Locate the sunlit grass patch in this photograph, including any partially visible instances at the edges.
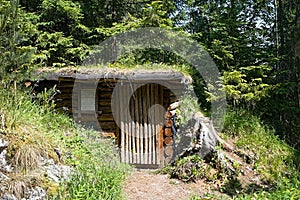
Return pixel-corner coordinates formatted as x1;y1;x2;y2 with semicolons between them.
0;88;132;199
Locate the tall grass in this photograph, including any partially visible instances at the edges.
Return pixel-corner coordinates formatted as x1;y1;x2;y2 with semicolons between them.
0;87;131;199
0;88;69;168
56;129;131;200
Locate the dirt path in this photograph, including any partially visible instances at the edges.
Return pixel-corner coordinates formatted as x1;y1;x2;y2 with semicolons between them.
122;169;220;200
122;139;263;200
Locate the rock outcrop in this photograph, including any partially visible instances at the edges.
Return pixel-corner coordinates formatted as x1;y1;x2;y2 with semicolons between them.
0;138;72;200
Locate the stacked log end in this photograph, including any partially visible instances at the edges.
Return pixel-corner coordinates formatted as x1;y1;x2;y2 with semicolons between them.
162;101;179;166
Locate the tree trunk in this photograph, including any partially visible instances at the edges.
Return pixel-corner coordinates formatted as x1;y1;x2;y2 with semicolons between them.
13;65;17;98
278;0;285;55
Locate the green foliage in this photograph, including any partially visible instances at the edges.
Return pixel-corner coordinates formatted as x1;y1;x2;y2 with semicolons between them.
176;0;300;150
169;155;206;182
36;0;90;67
0;0;37;87
261;73;300;149
36;31;89;67
168;152;232;184
75;0;143;28
85;0;178;69
222;65;271;108
220;177;243;196
2;0;299;150
0;87;73;160
141;0;174;28
189;110;299;199
176;87;202;125
0;86;73;193
39;0;82;36
34;85;58;109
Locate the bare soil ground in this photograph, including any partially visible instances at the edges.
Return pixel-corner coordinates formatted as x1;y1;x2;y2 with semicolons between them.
123;169;224;200
123;140;266;200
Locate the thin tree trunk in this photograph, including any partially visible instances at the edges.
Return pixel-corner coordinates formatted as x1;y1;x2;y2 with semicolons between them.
12;0;18;99
278;0;285;56
274;0;279;65
13;65;17;97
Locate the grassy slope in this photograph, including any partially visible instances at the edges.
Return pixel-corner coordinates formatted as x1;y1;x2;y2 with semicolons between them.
0;88;131;199
189;110;300;200
224;110;300;199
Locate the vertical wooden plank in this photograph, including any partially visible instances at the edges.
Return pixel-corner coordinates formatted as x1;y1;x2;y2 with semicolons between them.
114;82;121;148
130;83;136;164
138;85;144;164
143;85;149;164
159;85;165;165
149;84;153;164
153;84;157;164
120;85;125;163
154;84;160;165
148;84;152;164
151;84;156;164
147;84;152;164
125;84;130;164
156;84;164;166
116;123;120;147
134;84;140;164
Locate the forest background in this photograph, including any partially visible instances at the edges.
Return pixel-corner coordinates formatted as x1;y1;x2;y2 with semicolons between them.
1;0;298;149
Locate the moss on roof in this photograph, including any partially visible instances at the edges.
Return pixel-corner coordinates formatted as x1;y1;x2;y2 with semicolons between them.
33;64;193;83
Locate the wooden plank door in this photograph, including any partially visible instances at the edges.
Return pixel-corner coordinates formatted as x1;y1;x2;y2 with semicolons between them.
118;83;164;167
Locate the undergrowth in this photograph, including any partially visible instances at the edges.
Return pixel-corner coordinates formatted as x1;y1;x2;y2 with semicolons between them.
0;87;131;199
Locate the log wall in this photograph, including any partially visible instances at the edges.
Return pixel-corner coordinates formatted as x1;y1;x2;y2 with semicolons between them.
36;77;185;167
